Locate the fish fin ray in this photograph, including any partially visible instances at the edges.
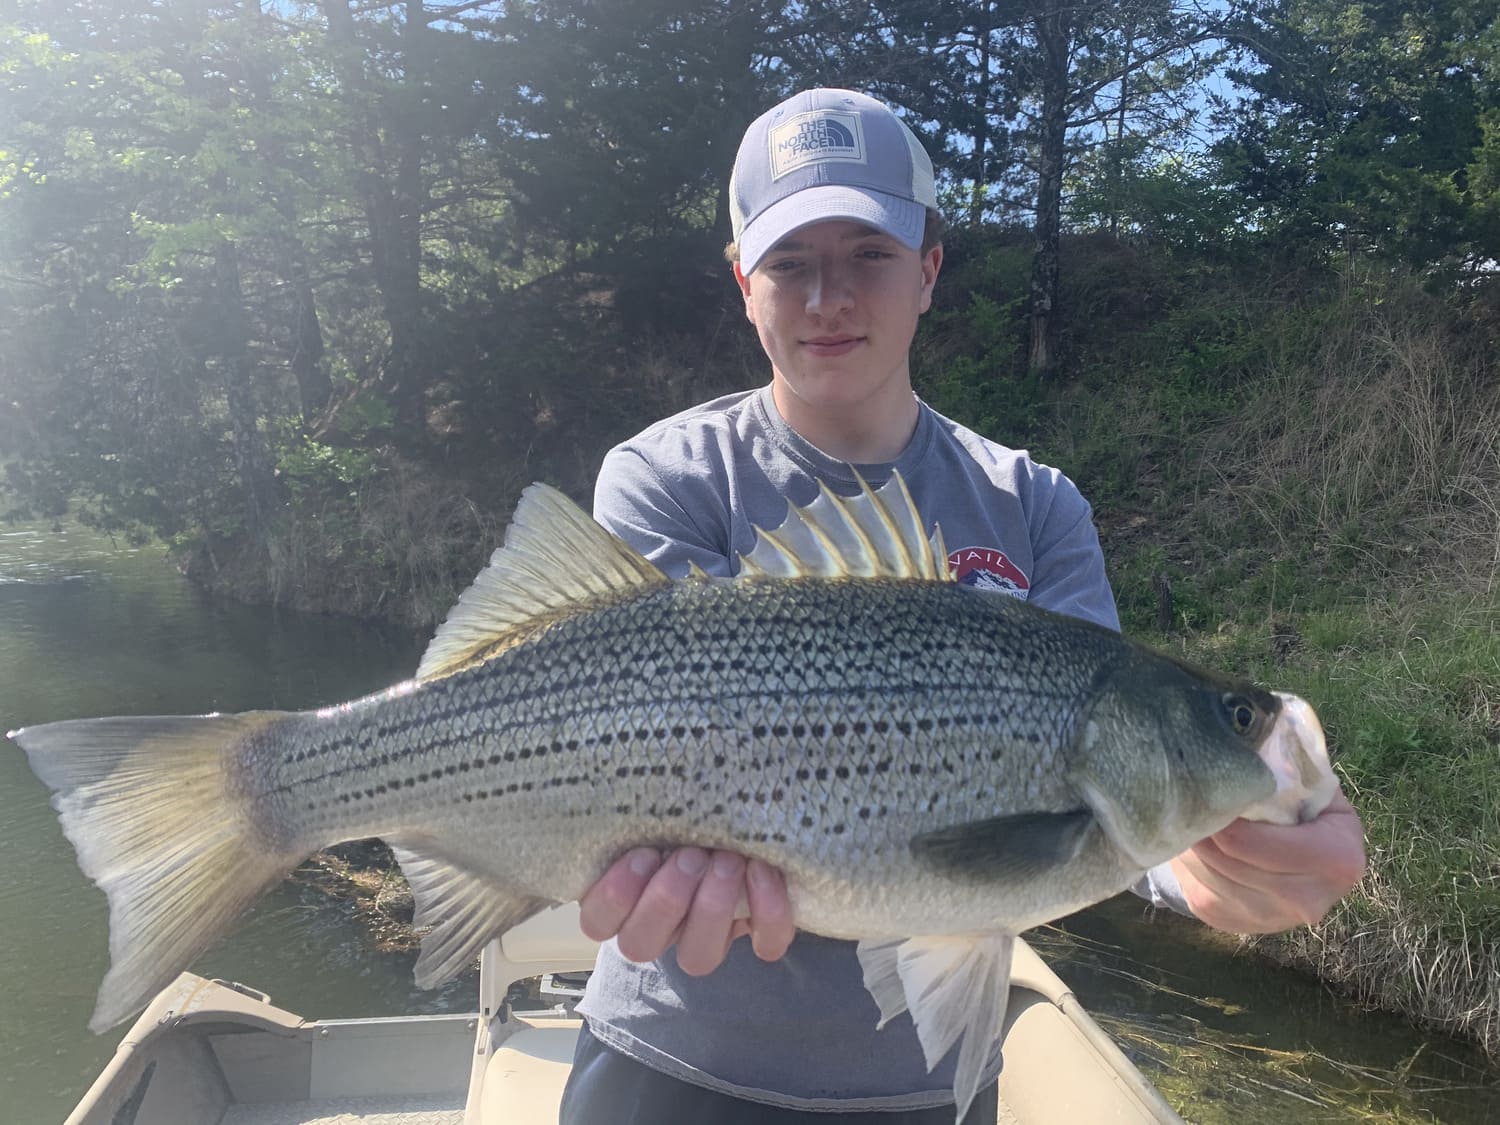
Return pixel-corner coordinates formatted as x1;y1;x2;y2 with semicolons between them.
9;713;304;1032
857;934;1013;1123
390;846;552;987
417;483;668;681
910;809;1095;882
855;938;909;1029
737;470;951;581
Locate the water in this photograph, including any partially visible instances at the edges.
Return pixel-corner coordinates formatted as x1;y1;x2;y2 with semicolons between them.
1;518;1496;1121
1047;898;1500;1121
0;520;470;1121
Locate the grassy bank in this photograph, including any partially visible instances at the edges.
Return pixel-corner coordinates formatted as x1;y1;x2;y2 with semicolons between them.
989;257;1500;1061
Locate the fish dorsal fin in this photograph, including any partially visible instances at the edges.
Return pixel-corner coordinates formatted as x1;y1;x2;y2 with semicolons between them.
737;471;951;581
417;483;668;682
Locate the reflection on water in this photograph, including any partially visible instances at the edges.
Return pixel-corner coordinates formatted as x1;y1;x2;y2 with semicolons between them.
1;518;1496;1121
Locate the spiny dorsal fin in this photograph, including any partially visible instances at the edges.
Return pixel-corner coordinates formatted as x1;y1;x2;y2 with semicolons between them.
737;471;951;581
417;483;668;682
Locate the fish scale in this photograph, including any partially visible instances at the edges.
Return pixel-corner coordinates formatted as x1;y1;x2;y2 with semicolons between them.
245;577;1116;942
11;473;1339;1123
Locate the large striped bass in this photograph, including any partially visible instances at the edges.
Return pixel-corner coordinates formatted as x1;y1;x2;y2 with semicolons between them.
10;474;1338;1120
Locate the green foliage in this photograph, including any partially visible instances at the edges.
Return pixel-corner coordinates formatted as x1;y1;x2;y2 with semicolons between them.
913;230;1042;442
275;435;378;498
1210;0;1500;271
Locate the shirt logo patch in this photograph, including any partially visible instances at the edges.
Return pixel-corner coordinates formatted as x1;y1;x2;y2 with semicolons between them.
948;546;1030;598
769;110;866;179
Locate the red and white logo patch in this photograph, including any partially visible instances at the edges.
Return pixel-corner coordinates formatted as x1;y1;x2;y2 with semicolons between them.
948;546;1030;598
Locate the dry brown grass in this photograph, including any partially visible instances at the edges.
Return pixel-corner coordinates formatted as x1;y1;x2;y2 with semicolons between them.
261;459;512;626
1209;295;1500;590
1255;861;1500;1061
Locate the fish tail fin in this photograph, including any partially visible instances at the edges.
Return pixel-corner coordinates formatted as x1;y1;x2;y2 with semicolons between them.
10;712;303;1032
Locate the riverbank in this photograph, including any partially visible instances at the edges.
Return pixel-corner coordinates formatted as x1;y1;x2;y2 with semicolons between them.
1067;266;1500;1063
156;242;1500;1064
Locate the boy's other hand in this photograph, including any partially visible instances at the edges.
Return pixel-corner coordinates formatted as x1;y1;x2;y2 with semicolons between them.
578;847;796;974
1170;790;1366;933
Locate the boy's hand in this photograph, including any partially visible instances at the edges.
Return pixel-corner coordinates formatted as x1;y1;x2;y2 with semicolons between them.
578;847;796;974
1170;791;1366;933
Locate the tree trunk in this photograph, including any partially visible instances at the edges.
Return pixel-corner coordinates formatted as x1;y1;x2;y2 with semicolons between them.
1028;0;1071;377
321;0;428;441
1111;21;1134;239
384;0;428;436
288;261;331;422
970;0;996;226
713;1;761;240
213;242;278;541
243;0;332;425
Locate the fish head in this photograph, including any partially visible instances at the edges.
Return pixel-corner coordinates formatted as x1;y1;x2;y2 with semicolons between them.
1068;654;1335;870
1236;691;1339;826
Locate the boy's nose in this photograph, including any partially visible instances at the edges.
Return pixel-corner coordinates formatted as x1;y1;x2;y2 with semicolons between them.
806;263;855;318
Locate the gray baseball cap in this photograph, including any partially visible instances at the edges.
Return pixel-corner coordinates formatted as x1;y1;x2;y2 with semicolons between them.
729;88;938;274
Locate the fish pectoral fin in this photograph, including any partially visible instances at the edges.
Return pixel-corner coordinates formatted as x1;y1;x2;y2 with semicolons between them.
416;483;669;682
857;934;1014;1124
390;846;553;987
909;809;1096;882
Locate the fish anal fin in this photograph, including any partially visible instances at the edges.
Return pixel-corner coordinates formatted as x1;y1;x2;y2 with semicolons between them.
417;483;668;682
737;470;951;581
857;933;1014;1124
910;809;1095;884
390;846;554;987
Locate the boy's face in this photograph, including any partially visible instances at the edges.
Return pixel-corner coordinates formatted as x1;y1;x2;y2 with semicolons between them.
735;219;941;420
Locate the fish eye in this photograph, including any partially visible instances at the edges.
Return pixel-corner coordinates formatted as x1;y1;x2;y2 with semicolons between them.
1222;694;1258;735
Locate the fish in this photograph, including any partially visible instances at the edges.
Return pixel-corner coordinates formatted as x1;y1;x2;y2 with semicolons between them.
9;473;1339;1122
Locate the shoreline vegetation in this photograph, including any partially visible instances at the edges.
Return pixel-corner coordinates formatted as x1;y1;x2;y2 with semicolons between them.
239;237;1500;1070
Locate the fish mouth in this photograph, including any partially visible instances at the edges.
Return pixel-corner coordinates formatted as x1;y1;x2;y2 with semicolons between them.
1240;692;1339;825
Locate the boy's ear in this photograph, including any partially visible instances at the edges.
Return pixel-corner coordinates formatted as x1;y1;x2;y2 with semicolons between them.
733;261;757;324
919;245;943;313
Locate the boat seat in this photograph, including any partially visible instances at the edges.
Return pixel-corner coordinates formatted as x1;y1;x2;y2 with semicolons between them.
476;1018;582;1121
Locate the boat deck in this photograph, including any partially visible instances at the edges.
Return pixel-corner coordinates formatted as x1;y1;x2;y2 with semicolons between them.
64;906;1182;1125
221;1095;464;1124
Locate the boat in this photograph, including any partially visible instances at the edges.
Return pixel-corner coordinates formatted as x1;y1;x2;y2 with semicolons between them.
64;903;1183;1124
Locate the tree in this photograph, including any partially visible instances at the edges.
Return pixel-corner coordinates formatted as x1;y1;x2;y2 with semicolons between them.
1211;0;1500;272
782;0;1230;374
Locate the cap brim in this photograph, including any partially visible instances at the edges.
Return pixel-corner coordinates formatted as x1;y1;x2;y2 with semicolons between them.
740;186;925;274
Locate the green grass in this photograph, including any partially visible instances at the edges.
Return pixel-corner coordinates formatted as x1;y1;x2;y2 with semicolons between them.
1040;264;1500;1062
1116;595;1500;1054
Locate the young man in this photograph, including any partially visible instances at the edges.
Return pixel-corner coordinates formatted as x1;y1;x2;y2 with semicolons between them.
560;88;1366;1123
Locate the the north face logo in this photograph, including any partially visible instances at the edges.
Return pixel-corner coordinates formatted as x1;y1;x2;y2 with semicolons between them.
787;118;856;153
770;110;866;178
